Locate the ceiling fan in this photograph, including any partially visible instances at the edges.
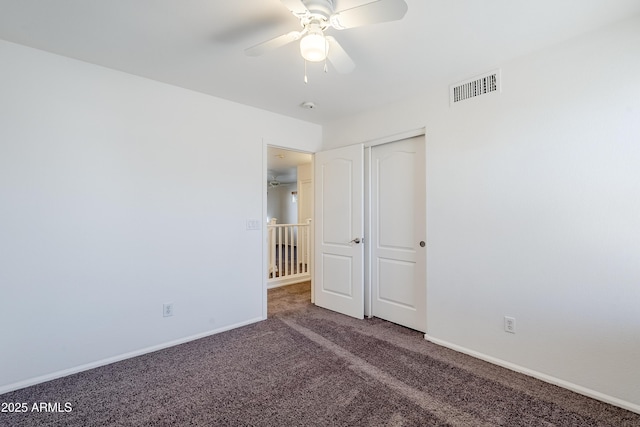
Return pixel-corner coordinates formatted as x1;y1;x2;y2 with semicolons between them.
245;0;408;75
269;179;281;188
268;174;284;188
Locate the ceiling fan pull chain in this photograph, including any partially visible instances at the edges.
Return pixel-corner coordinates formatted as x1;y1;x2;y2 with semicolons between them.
304;60;308;83
323;38;329;73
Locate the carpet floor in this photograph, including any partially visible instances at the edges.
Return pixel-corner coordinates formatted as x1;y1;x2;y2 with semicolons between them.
1;281;639;426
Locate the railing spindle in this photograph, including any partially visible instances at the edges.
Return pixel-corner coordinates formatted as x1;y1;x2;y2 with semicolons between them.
277;226;282;276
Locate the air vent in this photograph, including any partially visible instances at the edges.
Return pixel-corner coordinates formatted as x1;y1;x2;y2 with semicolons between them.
450;70;500;105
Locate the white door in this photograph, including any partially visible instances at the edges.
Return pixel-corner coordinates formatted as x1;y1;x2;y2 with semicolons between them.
314;144;364;319
371;136;426;331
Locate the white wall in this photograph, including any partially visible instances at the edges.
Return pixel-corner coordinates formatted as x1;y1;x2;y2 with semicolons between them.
267;184;298;224
297;163;313;223
323;16;640;411
0;40;321;392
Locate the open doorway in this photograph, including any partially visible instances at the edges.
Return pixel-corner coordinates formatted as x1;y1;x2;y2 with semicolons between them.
266;146;313;316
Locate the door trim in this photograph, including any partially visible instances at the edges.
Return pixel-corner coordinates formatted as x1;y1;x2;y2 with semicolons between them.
363;127;425;148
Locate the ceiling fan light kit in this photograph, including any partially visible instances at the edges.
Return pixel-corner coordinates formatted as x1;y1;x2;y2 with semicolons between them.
299;23;328;62
246;0;408;78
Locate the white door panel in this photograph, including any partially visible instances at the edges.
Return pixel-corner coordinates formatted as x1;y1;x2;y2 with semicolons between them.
314;144;364;319
378;258;415;307
371;136;426;331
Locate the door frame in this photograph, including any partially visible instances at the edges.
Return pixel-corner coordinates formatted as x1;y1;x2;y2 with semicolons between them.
262;142;316;320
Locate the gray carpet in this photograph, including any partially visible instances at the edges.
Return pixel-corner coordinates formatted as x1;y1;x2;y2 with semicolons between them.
2;281;639;426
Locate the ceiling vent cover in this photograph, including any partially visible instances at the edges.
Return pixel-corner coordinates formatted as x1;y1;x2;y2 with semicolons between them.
450;69;500;105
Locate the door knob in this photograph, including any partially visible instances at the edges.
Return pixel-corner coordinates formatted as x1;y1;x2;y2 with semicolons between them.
350;238;361;244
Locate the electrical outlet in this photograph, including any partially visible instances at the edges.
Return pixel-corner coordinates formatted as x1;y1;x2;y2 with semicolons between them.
504;316;516;334
163;303;174;317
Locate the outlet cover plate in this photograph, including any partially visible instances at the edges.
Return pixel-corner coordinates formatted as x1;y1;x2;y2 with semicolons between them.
163;303;174;317
504;316;516;334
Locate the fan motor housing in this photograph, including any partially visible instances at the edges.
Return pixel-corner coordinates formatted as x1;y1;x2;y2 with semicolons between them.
302;0;335;19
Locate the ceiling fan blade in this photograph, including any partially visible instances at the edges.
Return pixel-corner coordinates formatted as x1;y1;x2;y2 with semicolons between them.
213;11;290;44
280;0;309;16
330;0;408;30
326;36;355;74
245;31;302;56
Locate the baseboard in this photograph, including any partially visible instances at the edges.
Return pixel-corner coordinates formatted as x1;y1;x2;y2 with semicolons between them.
267;276;310;289
0;316;264;395
424;334;640;415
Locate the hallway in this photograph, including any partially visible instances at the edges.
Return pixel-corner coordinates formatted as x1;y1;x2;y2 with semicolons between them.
267;281;311;317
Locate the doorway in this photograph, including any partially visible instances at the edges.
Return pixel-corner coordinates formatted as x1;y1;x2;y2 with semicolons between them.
265;146;313;315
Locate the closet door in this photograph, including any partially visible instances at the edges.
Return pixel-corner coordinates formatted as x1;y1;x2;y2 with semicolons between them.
371;136;426;331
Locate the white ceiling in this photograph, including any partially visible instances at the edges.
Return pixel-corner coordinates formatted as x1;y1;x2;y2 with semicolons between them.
1;0;639;126
267;146;312;184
